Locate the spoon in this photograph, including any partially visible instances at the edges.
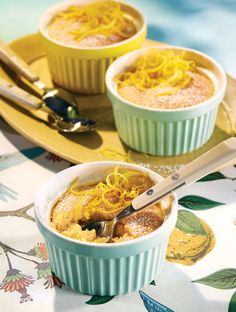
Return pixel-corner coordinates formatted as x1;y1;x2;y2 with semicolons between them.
81;137;236;239
0;77;96;133
48;113;97;133
0;40;80;122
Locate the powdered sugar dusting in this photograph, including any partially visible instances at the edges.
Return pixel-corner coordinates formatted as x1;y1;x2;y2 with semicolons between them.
48;17;126;47
118;70;214;109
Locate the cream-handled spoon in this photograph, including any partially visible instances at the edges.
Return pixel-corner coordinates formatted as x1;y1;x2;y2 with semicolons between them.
0;41;97;130
0;40;80;122
0;77;96;133
81;137;236;238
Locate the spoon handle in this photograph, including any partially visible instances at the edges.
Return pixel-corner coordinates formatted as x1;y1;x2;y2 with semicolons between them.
0;77;42;110
0;40;39;83
132;138;236;211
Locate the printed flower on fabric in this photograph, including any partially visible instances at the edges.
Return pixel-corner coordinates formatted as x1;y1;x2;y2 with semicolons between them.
36;262;64;289
0;269;34;303
27;242;48;261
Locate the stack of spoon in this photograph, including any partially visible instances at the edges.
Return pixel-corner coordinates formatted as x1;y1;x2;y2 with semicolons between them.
0;40;96;133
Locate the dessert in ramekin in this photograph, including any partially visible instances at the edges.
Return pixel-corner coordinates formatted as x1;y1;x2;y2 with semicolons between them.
39;0;146;94
35;161;177;295
50;165;171;243
106;46;227;155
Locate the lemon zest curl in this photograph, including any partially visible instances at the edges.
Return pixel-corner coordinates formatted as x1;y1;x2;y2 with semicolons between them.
68;167;151;221
54;1;136;42
115;49;196;96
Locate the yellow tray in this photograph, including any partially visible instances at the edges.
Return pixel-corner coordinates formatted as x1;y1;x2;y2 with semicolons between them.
0;33;235;176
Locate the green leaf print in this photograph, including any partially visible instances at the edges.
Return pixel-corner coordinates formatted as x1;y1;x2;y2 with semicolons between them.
228;291;236;312
193;268;236;289
176;210;207;235
86;295;115;305
197;172;227;182
179;195;225;210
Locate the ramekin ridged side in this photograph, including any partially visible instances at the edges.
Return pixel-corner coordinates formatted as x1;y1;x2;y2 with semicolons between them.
35;161;178;296
106;46;227;156
107;90;220;155
46;53;115;93
43;236;169;295
39;0;147;94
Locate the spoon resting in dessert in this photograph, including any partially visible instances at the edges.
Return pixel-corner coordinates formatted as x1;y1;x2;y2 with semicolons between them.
81;137;236;239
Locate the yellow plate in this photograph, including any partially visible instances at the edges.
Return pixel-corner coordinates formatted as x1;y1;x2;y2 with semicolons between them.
0;33;235;177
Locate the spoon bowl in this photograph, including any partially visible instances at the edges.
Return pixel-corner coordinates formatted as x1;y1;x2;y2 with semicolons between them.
34;81;80;122
48;113;97;133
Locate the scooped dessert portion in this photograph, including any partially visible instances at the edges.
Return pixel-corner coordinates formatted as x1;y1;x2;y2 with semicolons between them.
47;1;137;47
116;48;214;109
50;166;171;243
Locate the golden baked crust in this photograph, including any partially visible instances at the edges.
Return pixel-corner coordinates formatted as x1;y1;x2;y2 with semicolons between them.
50;167;169;243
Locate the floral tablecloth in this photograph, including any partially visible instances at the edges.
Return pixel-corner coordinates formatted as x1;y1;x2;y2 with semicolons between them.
0;119;236;312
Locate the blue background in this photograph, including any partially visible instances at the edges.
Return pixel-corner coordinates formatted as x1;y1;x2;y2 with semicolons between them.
0;0;235;76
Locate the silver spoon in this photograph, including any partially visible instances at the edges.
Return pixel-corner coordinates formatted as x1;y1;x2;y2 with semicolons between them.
81;137;236;239
0;77;96;133
48;112;96;133
0;40;80;122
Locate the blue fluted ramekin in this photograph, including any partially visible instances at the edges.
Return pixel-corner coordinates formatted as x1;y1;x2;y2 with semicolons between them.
106;46;227;156
35;161;178;295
